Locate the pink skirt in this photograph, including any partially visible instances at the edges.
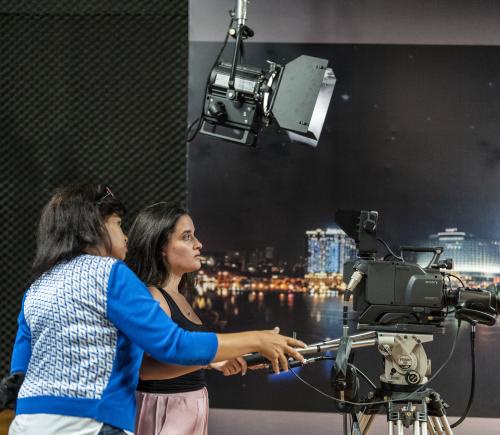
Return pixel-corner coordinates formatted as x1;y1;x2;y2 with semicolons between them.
135;388;209;435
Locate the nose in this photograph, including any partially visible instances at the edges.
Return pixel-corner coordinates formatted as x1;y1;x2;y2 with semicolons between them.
194;237;202;250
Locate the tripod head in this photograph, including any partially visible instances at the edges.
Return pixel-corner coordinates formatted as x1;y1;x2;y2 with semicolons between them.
377;333;433;390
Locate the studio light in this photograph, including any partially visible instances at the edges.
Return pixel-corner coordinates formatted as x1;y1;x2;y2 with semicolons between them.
191;0;336;147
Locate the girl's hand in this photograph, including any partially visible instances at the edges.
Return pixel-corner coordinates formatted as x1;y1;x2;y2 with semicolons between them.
257;327;306;374
210;357;248;376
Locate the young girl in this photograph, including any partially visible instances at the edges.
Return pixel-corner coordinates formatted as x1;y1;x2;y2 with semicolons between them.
126;202;268;435
8;185;304;435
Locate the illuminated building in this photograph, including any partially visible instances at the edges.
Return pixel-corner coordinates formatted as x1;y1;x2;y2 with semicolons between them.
306;227;356;276
417;228;500;280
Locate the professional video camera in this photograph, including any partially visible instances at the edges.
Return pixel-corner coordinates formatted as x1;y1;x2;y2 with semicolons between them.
245;210;499;434
327;210;500;434
336;210;500;334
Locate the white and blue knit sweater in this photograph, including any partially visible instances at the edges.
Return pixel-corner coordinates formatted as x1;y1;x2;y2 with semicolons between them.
10;255;218;432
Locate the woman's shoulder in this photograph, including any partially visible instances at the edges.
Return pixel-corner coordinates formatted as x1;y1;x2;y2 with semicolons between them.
147;285;167;301
78;253;119;265
33;254;119;284
146;286;173;316
73;254;120;277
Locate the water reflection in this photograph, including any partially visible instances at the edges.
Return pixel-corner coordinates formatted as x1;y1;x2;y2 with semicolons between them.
195;288;355;336
198;291;500;415
194;287;500;368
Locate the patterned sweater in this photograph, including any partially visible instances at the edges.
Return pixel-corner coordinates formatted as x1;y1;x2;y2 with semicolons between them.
10;255;218;432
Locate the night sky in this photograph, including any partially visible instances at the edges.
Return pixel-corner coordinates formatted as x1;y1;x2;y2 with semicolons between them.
188;43;500;263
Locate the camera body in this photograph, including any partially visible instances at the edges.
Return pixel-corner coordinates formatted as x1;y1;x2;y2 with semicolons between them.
336;210;500;333
344;259;447;333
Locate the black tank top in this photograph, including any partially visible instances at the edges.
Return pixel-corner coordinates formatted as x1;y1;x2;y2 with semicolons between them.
137;287;208;394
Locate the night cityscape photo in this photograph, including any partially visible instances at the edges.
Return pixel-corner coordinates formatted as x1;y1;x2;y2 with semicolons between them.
186;42;500;416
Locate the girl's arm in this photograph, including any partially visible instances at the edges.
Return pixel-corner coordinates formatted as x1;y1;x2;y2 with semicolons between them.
140;354;206;380
107;262;305;372
139;286;205;380
10;293;31;375
139;288;267;379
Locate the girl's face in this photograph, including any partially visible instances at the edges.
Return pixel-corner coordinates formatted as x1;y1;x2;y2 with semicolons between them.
104;213;128;260
164;214;203;276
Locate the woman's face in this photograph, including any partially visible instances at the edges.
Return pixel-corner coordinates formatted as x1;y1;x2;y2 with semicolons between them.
164;214;203;275
104;213;128;260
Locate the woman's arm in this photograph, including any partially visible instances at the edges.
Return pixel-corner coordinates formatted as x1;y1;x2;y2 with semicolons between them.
213;328;303;373
4;294;31;410
107;262;305;372
10;293;31;375
139;286;205;380
107;263;218;366
140;354;206;380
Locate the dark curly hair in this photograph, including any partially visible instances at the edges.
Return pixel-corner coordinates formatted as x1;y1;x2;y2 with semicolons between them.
31;183;126;282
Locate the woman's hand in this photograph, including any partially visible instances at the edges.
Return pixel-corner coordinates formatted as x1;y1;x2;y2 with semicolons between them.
210;358;270;375
213;327;306;372
257;327;306;374
209;357;248;376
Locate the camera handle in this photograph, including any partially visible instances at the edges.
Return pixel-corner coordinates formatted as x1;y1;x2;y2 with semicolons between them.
399;246;444;268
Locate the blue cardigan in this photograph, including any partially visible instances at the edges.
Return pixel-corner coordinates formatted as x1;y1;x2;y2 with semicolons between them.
10;255;218;432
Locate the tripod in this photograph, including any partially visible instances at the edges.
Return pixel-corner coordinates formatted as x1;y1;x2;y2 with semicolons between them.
294;332;455;435
346;333;454;434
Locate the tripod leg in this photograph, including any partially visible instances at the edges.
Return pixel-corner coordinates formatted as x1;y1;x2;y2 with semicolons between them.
358;413;367;432
362;414;376;433
350;412;363;435
438;415;453;435
348;412;363;435
414;420;420;435
430;417;444;435
421;422;428;435
427;418;437;435
396;419;404;435
388;421;394;435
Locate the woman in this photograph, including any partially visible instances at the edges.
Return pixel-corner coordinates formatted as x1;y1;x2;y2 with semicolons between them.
126;202;271;435
9;185;304;435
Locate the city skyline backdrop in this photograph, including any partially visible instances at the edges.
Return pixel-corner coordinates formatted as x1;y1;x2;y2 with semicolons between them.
197;222;500;286
188;43;500;268
186;3;500;417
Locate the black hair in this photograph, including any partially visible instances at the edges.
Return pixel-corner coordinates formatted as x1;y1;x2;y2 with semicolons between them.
126;202;195;295
30;184;126;283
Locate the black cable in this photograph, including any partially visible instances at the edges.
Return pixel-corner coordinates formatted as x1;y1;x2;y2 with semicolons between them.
186;117;200;139
304;357;377;390
403;320;462;400
288;321;461;407
187;14;235;143
349;363;377;390
377;238;403;261
447;273;466;288
450;322;476;428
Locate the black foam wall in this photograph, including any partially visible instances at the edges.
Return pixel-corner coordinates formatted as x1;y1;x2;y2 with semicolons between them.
0;0;188;376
